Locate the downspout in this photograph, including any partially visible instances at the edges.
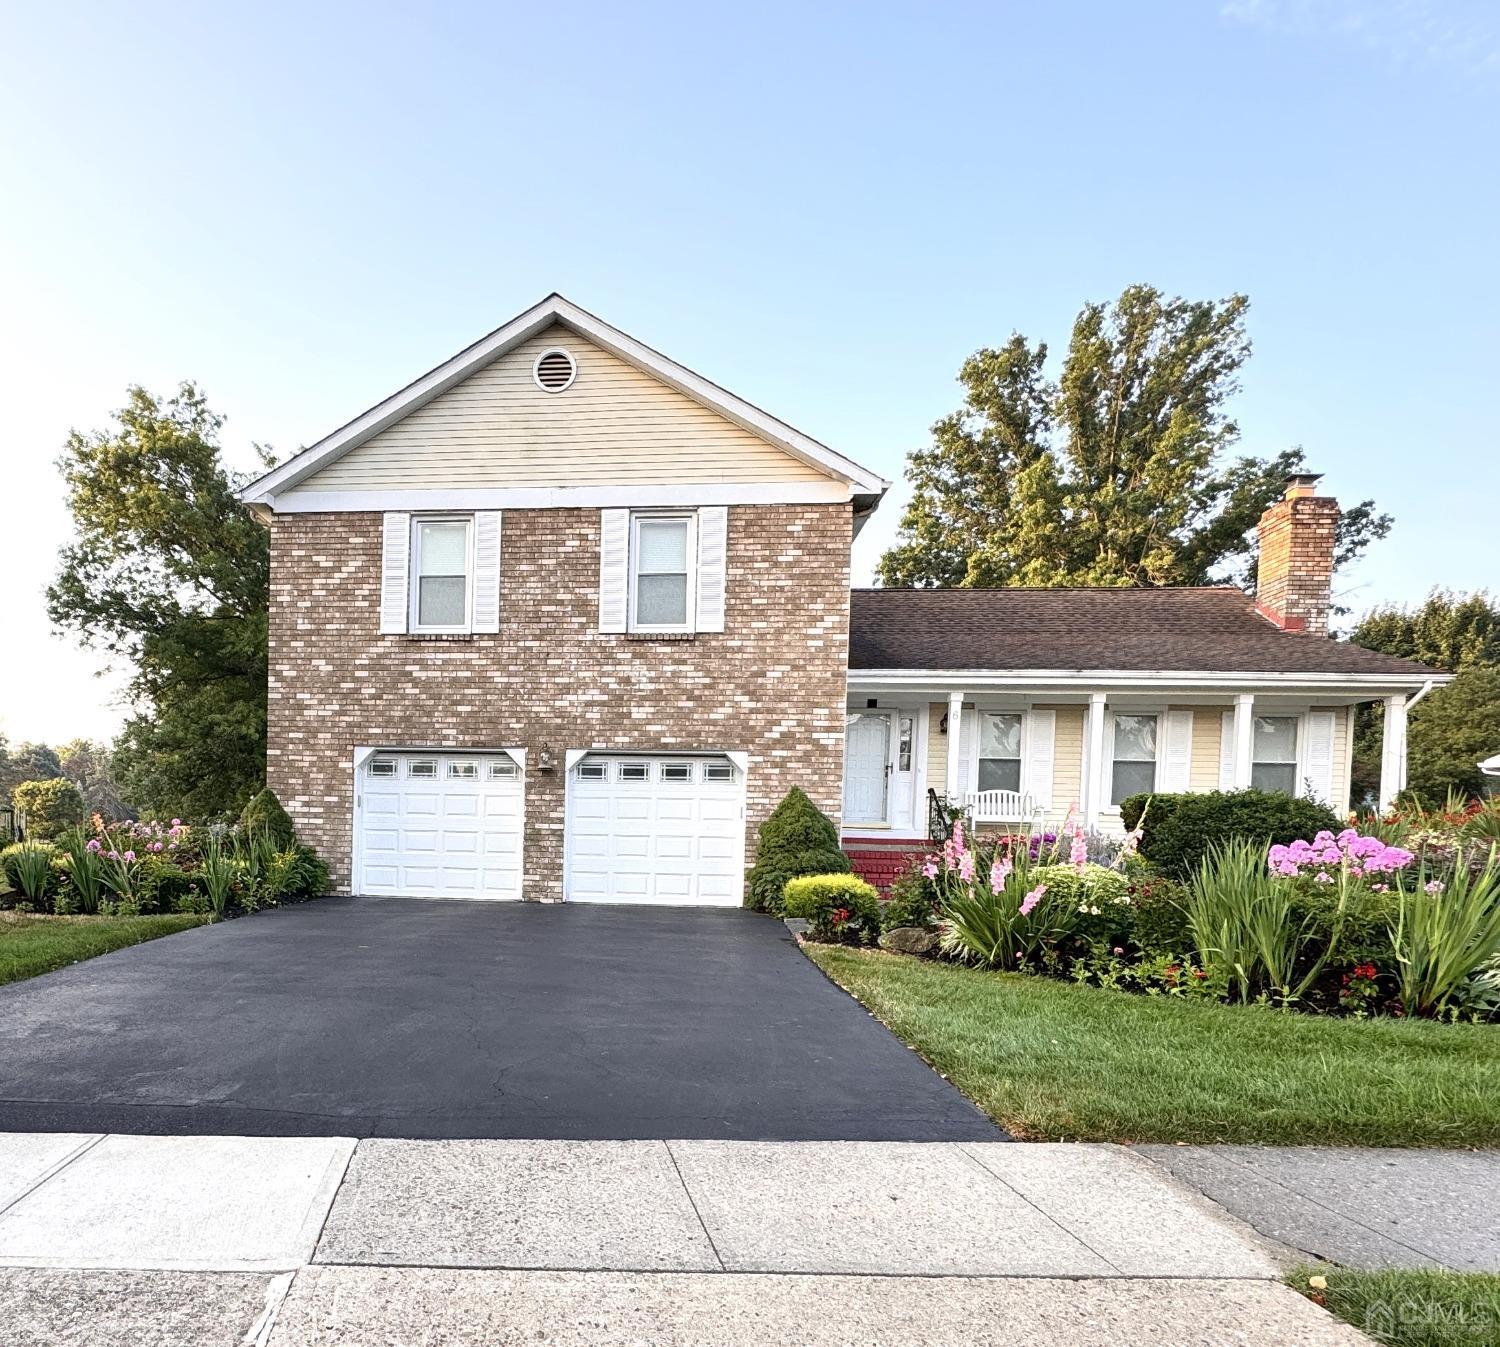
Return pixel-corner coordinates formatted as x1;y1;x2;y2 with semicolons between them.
1404;679;1435;714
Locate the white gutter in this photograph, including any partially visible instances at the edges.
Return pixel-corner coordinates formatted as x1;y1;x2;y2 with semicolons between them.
847;668;1450;693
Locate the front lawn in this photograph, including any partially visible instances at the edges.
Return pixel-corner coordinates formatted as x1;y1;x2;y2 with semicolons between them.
0;910;209;987
805;945;1500;1146
1291;1267;1500;1347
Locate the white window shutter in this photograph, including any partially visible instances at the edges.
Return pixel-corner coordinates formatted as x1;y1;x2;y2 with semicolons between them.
598;508;630;633
957;709;979;795
379;512;411;634
1022;709;1055;809
1219;710;1236;790
695;506;728;633
472;511;502;633
1301;711;1337;804
1161;710;1195;793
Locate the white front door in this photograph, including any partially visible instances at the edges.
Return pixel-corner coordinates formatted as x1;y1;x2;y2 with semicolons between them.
355;751;525;899
564;755;746;905
843;711;891;825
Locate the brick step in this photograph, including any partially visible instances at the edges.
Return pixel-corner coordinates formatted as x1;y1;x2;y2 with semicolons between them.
843;840;935;895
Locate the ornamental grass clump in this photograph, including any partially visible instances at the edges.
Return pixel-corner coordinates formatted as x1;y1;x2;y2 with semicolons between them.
1187;835;1357;1008
58;828;105;914
1390;850;1500;1018
2;841;58;905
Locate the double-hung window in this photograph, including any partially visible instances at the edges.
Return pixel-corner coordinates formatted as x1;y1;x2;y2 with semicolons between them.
1110;713;1158;806
978;713;1023;792
410;516;472;632
630;513;694;632
1252;716;1299;795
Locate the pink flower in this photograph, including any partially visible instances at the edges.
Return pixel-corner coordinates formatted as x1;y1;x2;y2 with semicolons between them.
86;838;101;853
1425;880;1445;895
171;818;182;827
151;841;164;853
1112;946;1124;956
1314;871;1334;884
1019;883;1047;916
922;859;939;879
1070;828;1088;874
958;851;976;882
989;855;1012;894
122;850;136;863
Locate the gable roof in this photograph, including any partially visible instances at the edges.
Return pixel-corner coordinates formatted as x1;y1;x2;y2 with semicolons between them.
849;587;1443;683
240;294;888;509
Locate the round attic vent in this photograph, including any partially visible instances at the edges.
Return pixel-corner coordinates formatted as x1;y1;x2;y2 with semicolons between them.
532;347;577;393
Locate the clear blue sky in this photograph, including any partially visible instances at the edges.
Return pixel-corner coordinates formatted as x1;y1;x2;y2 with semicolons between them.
1;1;1496;742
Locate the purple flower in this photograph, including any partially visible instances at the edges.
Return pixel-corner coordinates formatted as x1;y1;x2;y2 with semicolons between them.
122;850;136;863
1425;879;1445;895
86;838;101;853
171;818;182;827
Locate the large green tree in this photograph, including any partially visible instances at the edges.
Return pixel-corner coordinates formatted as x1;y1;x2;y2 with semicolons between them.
1349;591;1500;806
0;739;63;800
878;285;1391;590
47;385;271;819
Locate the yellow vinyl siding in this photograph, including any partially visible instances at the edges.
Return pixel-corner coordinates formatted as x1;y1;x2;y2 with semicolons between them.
1189;708;1224;792
926;702;948;794
289;325;826;492
1043;705;1085;830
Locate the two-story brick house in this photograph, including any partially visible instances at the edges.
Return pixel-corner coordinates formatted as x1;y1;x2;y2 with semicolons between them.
241;296;1442;904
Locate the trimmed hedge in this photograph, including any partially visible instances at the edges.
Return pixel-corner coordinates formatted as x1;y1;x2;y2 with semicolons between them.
784;873;882;944
745;787;850;914
1120;789;1344;880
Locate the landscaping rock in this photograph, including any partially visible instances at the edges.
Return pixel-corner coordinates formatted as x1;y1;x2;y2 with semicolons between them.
879;926;937;957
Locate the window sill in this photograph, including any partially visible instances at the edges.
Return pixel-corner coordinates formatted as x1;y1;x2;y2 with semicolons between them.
401;632;477;642
624;631;697;642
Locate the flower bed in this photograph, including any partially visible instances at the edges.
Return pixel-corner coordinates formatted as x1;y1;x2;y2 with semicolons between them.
0;811;327;920
819;799;1500;1022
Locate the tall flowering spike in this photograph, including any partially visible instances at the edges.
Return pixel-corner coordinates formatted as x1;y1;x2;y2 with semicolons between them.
922;858;939;880
958;850;976;882
989;855;1012;894
1070;827;1088;874
1019;883;1047;917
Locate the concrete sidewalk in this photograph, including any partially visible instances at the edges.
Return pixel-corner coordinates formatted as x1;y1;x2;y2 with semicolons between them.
1142;1144;1500;1272
0;1132;1371;1346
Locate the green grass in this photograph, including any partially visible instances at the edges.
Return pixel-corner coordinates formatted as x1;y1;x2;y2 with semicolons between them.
1290;1267;1500;1347
805;945;1500;1145
0;910;210;986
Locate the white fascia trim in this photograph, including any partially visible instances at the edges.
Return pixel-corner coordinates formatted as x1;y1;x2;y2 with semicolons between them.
848;669;1453;693
239;294;889;503
267;481;853;514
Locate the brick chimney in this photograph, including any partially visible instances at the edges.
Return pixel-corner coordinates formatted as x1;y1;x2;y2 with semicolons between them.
1255;472;1339;636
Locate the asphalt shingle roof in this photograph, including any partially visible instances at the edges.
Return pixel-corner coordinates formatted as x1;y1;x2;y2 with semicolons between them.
848;587;1439;678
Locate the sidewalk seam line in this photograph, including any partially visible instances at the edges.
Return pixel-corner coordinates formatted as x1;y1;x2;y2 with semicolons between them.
303;1140;360;1266
0;1133;108;1221
663;1141;726;1272
955;1143;1124;1276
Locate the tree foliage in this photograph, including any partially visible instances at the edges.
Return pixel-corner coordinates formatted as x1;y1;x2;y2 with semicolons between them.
1349;591;1500;805
47;384;271;819
57;739;131;820
0;739;62;799
12;777;86;840
877;285;1391;591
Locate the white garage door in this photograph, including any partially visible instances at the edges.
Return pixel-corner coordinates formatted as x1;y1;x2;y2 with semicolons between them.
565;755;745;905
355;751;524;900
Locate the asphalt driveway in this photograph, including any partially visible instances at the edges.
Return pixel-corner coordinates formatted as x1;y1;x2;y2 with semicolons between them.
0;899;1000;1142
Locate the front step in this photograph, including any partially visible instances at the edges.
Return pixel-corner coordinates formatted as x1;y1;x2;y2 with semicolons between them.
842;837;936;894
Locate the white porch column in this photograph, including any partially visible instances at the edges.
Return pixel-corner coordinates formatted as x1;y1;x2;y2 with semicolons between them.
1231;692;1255;790
945;691;964;802
1379;694;1408;812
1082;692;1108;830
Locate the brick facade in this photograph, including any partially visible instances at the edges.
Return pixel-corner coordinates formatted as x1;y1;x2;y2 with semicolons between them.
266;505;852;899
1254;482;1339;637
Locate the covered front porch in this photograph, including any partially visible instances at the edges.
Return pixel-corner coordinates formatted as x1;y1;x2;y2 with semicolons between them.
840;672;1433;848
